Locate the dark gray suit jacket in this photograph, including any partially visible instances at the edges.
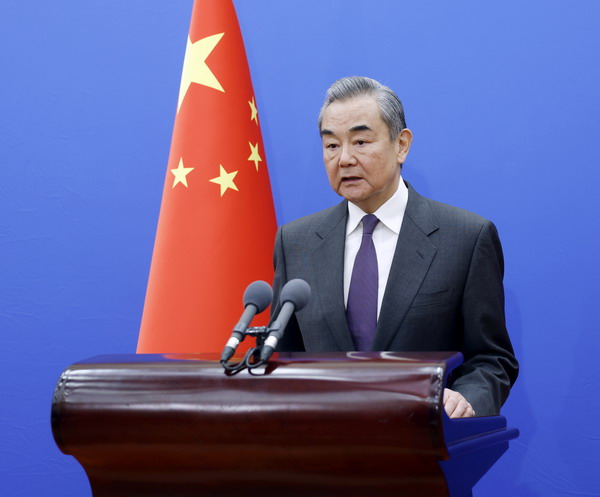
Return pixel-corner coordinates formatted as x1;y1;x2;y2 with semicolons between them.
271;182;518;416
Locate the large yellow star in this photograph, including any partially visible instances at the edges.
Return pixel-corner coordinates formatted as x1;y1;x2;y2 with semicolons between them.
209;165;239;196
177;33;225;112
248;97;258;124
248;142;262;171
171;158;194;188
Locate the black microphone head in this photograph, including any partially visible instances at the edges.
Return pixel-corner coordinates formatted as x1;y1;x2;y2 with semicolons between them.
243;280;273;313
280;279;311;311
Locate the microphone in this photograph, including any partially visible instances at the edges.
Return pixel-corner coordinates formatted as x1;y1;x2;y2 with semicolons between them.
220;280;273;362
259;279;311;362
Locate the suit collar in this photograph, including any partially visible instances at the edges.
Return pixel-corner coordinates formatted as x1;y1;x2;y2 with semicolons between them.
314;201;347;239
372;182;440;350
403;182;439;237
312;201;356;350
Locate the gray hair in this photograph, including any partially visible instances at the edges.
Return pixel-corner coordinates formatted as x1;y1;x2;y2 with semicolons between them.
317;76;407;140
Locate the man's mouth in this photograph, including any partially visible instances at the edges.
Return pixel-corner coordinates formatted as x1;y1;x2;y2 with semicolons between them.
341;176;362;183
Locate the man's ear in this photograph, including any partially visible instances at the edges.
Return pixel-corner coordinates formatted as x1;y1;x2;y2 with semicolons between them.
397;128;413;164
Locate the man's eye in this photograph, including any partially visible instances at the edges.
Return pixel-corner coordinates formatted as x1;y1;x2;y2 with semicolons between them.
356;140;366;146
326;143;338;149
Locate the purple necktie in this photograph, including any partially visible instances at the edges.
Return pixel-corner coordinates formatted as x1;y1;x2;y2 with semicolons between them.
346;214;380;351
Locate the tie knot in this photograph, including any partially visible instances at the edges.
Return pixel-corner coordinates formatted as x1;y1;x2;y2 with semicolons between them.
361;214;379;235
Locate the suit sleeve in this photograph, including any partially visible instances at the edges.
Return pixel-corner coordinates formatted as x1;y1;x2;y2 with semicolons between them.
271;226;305;352
449;221;519;416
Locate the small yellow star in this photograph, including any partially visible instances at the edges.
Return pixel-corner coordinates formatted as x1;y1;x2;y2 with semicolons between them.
209;165;239;196
177;33;225;112
171;158;195;188
248;97;258;124
248;142;262;171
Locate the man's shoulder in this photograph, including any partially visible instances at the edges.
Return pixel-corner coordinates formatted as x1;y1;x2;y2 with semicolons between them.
407;184;494;234
426;195;490;226
280;201;347;235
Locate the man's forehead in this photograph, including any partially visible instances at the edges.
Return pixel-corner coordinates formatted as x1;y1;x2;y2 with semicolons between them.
320;96;383;134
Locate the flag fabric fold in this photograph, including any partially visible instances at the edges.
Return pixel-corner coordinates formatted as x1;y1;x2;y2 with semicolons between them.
137;0;277;353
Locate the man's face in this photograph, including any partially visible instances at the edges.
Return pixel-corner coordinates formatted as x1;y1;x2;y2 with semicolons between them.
320;96;412;213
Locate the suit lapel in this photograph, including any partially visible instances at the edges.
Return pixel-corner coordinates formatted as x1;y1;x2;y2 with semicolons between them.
311;202;355;351
372;184;439;350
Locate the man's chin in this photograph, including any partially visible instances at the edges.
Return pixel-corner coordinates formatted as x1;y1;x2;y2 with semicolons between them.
340;193;374;211
340;192;368;205
338;183;369;201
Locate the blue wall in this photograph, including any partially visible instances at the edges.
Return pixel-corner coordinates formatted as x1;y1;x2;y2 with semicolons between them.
1;1;599;495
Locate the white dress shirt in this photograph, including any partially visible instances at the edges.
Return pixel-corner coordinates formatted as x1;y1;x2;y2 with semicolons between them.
343;178;408;318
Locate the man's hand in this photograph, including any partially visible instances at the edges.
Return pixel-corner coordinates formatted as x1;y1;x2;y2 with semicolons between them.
443;388;476;418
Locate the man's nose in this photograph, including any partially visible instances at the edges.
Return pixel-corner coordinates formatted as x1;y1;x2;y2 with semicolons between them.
338;144;356;167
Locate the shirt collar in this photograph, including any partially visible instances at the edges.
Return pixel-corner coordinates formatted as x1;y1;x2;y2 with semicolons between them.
346;177;408;236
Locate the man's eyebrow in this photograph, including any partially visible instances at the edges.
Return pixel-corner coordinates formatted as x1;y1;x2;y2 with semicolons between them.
320;124;372;137
349;124;372;133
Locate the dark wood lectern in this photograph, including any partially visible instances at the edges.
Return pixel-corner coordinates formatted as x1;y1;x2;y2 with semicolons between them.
51;352;518;497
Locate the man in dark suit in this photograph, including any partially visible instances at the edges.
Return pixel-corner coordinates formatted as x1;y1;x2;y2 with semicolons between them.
272;76;518;418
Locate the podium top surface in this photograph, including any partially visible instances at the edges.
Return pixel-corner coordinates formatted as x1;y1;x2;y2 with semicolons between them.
75;350;464;367
51;351;516;497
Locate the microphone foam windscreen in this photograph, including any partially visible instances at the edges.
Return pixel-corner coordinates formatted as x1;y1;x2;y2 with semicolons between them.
243;280;273;312
280;279;311;310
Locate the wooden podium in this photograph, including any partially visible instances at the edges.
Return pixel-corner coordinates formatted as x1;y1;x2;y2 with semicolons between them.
51;352;518;497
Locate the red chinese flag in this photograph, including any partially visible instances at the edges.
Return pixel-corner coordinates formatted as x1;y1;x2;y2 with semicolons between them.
137;0;277;353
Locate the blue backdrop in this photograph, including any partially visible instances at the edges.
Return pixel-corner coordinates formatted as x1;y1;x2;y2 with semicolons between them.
1;1;599;495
